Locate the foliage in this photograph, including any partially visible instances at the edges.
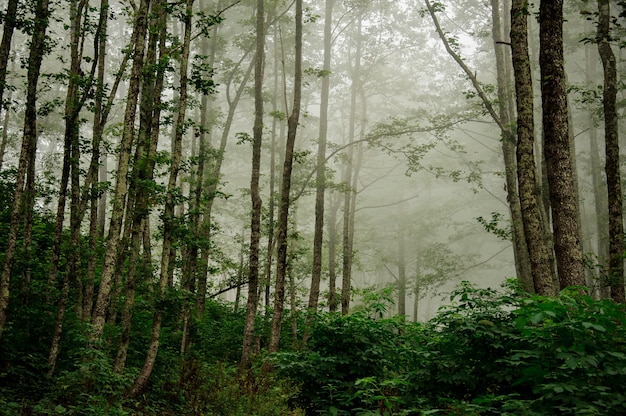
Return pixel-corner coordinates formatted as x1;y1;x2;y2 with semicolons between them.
273;280;626;415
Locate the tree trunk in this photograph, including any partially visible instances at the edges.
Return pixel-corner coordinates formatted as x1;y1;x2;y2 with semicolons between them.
397;228;407;317
0;0;50;339
341;15;363;316
539;0;586;289
426;0;532;288
269;0;303;353
91;0;151;342
597;0;624;302
308;0;334;314
0;48;16;171
510;0;556;295
327;191;340;312
130;0;171;393
241;0;265;368
490;0;533;292
0;0;18;123
115;0;171;371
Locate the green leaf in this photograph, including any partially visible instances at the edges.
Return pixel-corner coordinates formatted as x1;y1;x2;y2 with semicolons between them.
530;312;544;324
582;322;606;332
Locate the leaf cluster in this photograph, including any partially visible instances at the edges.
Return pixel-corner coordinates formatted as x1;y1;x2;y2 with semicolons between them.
273;280;626;415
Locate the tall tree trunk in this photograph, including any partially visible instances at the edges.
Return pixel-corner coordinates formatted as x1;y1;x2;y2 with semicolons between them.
539;0;586;288
263;24;280;316
308;0;334;314
426;0;532;288
397;227;407;317
171;0;195;360
115;0;172;371
597;0;624;302
84;0;110;319
510;0;556;295
341;15;363;316
327;191;340;312
130;0;171;394
91;0;151;342
491;0;534;292
0;0;18;123
269;0;303;353
241;0;265;369
0;48;16;171
0;0;50;339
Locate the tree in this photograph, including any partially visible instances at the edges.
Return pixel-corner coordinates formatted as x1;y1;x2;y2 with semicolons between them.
308;0;334;317
341;11;363;315
90;0;152;343
241;0;265;368
510;0;557;295
424;0;535;293
0;0;51;339
596;0;624;302
269;0;303;353
0;0;19;126
539;0;586;289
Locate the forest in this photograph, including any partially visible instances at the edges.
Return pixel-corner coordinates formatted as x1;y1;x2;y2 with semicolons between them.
1;0;626;414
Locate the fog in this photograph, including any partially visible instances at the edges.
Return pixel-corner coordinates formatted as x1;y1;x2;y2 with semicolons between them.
0;0;615;323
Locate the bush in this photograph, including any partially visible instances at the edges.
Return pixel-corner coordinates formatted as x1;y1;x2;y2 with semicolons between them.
275;281;626;415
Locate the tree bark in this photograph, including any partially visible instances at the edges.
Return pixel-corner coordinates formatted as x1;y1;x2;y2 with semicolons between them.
426;0;533;288
0;0;50;339
397;228;407;317
597;0;624;302
539;0;586;289
309;0;334;314
0;0;18;122
269;0;303;353
241;0;265;368
130;0;172;393
91;0;151;342
510;0;557;295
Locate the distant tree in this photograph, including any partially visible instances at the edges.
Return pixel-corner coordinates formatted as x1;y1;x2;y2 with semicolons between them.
539;0;586;288
341;12;363;316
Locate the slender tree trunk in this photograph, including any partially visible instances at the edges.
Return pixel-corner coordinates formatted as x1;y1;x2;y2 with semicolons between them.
115;0;171;371
397;228;407;317
327;191;340;312
0;0;18;122
172;0;195;360
0;0;50;339
309;0;334;314
539;0;586;288
413;239;422;322
130;0;171;393
269;0;303;353
193;4;220;317
426;0;532;286
597;0;624;302
490;0;533;290
91;0;151;342
241;0;265;368
0;49;16;171
510;0;556;295
341;15;363;316
263;24;280;316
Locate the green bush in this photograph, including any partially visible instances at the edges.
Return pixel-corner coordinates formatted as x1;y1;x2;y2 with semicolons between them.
274;281;626;415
